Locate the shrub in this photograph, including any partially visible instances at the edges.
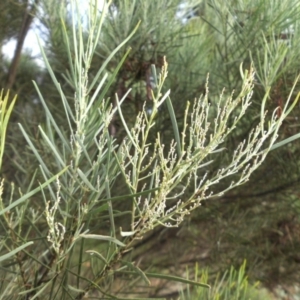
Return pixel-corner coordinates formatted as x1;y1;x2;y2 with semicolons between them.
0;1;298;299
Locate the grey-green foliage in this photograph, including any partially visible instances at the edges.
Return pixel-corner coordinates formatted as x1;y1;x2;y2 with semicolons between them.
0;0;299;299
0;90;66;267
95;0;300;164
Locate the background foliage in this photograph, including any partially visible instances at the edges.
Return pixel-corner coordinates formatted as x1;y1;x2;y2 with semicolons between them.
1;0;300;299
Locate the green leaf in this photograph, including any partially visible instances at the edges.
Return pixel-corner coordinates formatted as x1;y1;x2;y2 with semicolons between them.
0;90;17;170
88;21;141;93
166;96;181;156
18;280;53;300
145;272;210;289
88;203;109;215
270;132;300;151
116;270;210;289
77;168;98;191
0;242;33;263
80;234;125;247
0;167;68;216
122;261;151;286
85;250;108;264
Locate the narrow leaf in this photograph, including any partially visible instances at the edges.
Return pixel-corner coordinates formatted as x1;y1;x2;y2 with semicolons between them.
85;250;108;264
0;167;68;216
0;242;33;263
77;169;98;191
166;96;181;156
80;234;125;247
122;261;151;286
145;272;210;288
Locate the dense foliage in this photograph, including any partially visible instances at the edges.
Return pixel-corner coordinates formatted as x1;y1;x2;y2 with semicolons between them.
1;0;300;299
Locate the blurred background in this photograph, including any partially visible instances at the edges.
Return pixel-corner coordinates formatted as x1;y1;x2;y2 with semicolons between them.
1;0;300;298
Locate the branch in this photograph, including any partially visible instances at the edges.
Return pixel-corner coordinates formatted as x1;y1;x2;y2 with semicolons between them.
6;0;39;91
